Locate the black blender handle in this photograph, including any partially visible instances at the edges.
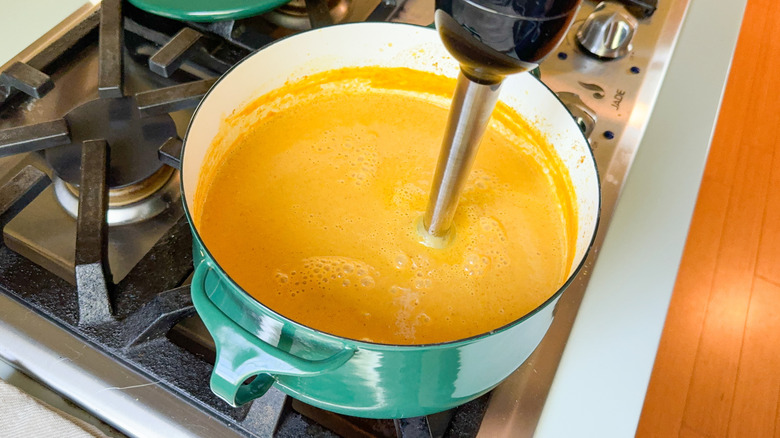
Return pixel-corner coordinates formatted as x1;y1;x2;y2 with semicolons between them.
426;22;542;80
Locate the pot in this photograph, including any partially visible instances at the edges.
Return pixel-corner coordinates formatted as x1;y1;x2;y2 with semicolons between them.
181;22;600;419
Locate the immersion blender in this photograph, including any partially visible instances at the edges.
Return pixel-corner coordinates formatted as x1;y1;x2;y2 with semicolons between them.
421;0;582;245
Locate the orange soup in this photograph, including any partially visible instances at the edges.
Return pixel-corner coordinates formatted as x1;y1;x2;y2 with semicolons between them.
194;67;576;345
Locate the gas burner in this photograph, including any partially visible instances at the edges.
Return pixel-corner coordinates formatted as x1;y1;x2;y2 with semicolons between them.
0;0;200;285
41;96;180;224
264;0;351;30
53;167;179;225
47;96;176;189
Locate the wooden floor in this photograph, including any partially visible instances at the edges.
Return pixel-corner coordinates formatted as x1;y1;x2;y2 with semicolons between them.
636;0;780;437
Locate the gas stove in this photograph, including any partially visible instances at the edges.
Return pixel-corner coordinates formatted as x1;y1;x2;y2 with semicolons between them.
0;1;690;437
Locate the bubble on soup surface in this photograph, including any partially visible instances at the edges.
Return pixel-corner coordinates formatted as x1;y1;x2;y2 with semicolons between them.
414;278;431;290
417;313;431;323
394;253;410;269
274;272;289;284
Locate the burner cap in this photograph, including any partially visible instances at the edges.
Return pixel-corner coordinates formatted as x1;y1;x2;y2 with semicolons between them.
265;0;351;30
46;96;177;189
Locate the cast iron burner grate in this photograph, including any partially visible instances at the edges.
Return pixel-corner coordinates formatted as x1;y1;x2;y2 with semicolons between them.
0;1;488;437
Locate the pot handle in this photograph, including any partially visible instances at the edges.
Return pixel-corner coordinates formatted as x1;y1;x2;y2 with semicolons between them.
191;260;356;406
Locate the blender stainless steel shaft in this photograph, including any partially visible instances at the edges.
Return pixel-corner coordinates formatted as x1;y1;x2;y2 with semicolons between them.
422;73;502;239
421;0;582;243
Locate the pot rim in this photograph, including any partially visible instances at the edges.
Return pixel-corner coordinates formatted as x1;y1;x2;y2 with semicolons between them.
180;21;602;349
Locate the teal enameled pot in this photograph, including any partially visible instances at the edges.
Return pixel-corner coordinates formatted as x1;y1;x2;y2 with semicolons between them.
181;23;600;419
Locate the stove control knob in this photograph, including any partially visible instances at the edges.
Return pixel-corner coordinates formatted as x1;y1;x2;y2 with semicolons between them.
576;2;638;59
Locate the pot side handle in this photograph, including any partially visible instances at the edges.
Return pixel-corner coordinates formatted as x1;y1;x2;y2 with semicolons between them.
191;260;356;407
